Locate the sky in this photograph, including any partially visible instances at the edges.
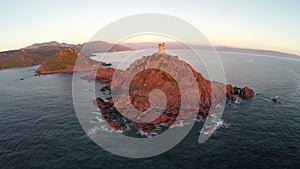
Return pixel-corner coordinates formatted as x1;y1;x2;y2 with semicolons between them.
0;0;299;55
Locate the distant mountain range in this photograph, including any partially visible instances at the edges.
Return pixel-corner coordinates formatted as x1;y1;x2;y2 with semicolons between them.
0;41;133;70
122;42;300;60
1;41;299;71
22;41;134;53
22;41;81;50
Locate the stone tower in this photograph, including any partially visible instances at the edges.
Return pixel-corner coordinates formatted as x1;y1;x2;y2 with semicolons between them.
158;42;166;54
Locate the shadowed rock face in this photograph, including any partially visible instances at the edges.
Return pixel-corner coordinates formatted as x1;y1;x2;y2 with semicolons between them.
85;53;254;135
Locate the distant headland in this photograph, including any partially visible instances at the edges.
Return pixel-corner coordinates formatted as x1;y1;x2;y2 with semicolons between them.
0;41;133;71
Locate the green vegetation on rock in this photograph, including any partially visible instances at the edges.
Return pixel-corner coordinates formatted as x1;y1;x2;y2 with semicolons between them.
37;48;98;74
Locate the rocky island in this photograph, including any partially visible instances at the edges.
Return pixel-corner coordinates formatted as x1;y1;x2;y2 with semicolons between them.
82;43;255;135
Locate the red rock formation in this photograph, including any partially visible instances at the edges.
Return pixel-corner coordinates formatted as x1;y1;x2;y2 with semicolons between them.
226;84;235;95
239;87;255;99
226;84;237;101
85;53;254;135
81;66;115;81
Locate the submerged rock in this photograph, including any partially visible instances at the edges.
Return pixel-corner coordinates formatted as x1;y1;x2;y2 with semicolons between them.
271;96;281;104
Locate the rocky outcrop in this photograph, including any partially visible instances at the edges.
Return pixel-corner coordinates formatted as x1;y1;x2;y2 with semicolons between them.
226;84;254;100
226;84;235;95
271;96;281;104
86;53;254;135
36;48;98;74
81;66;115;81
239;87;255;99
226;84;237;101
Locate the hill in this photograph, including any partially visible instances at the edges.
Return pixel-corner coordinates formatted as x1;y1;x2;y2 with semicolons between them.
80;41;134;55
23;41;80;50
0;49;52;70
0;46;65;70
0;41;133;71
0;50;19;61
36;48;98;74
25;40;134;54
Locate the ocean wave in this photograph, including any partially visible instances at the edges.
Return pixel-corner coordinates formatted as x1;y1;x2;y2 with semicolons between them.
87;127;101;137
200;119;229;135
136;130;158;137
92;111;101;115
169;120;190;128
100;125;124;134
87;123;124;137
91;116;106;124
234;98;243;104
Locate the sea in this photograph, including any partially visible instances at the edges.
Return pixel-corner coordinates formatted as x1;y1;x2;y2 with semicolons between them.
0;50;299;169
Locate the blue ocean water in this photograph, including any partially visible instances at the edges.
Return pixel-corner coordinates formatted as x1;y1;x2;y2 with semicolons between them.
0;51;300;168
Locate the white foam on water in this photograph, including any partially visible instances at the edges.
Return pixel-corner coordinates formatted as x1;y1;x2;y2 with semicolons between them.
200;119;228;135
87;127;101;137
234;98;243;104
92;111;101;115
100;124;124;134
170;120;190;128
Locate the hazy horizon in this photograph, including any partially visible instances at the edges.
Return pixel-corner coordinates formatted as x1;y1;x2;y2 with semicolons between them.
4;40;299;58
1;0;299;55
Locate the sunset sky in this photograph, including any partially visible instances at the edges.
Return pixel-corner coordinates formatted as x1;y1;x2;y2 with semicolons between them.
1;0;299;55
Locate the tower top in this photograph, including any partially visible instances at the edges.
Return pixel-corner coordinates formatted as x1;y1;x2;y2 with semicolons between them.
158;42;166;54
